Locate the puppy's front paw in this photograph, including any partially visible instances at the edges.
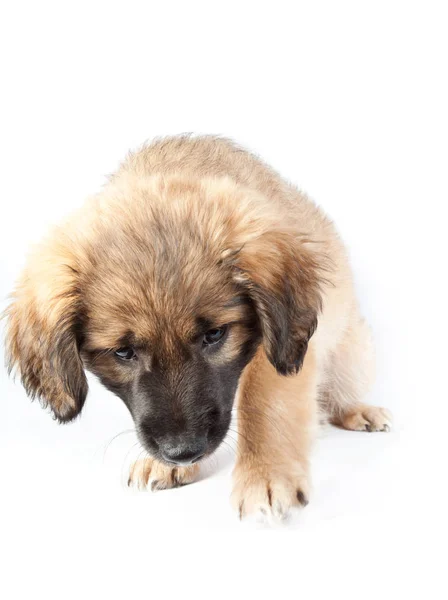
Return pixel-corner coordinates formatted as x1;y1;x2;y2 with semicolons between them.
128;458;199;491
231;464;310;522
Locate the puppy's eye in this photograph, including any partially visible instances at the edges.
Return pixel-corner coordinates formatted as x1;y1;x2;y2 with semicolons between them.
203;326;228;346
114;347;136;360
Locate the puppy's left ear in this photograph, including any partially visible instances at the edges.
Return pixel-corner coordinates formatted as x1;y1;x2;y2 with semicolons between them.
232;230;324;375
3;237;88;422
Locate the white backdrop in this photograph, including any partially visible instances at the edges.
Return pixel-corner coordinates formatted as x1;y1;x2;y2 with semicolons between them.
0;1;446;599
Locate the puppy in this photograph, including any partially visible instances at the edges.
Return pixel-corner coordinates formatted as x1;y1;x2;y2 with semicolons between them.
4;135;391;520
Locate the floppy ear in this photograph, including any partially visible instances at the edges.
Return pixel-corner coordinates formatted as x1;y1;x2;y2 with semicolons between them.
232;230;324;375
4;240;88;422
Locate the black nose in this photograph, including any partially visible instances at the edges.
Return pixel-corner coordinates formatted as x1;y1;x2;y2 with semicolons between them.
160;436;207;466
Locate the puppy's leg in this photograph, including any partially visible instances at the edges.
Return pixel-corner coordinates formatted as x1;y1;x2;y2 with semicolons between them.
231;346;319;521
324;315;392;432
128;458;199;491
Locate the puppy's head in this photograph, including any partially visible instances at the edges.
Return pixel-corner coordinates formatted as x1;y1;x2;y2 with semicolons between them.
4;176;323;464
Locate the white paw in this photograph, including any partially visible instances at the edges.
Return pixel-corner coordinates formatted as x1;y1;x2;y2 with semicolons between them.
128;458;199;491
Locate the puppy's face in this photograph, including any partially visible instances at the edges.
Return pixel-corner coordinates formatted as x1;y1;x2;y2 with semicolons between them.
81;269;261;464
5;175;322;465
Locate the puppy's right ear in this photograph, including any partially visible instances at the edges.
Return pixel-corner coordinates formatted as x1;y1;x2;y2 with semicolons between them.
3;236;88;423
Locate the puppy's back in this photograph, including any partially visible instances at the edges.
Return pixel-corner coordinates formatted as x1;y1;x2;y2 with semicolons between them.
116;135;332;237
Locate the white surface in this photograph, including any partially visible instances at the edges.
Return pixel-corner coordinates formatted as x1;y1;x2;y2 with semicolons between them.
0;1;447;599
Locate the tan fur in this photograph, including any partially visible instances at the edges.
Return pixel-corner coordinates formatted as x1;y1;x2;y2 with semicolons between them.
4;135;391;519
231;344;317;519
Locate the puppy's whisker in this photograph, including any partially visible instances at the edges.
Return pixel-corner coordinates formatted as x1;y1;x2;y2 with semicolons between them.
226;427;251;446
218;440;236;462
120;440;144;486
220;440;237;457
89;348;114;366
123;441;145;472
102;429;136;462
124;445;151;488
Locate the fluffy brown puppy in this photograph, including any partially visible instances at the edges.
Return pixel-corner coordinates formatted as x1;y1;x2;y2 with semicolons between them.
4;135;391;520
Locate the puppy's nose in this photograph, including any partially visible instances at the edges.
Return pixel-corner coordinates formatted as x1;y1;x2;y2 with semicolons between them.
160;436;207;466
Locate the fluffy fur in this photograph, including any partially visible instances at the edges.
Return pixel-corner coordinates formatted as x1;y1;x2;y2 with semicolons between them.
4;135;391;519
